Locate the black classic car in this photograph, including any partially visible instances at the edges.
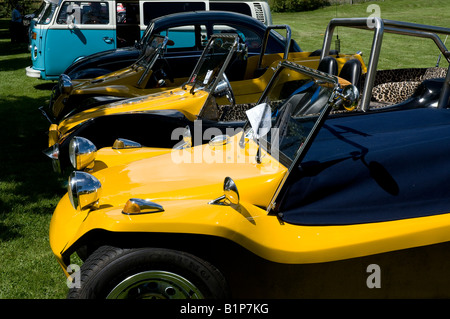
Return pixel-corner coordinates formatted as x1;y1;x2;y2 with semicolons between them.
63;10;301;80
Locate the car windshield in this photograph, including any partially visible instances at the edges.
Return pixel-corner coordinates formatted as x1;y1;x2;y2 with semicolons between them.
132;35;170;88
139;22;156;50
134;35;168;68
244;62;339;166
186;34;238;93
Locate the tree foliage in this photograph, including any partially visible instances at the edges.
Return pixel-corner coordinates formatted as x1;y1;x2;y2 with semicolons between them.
271;0;330;12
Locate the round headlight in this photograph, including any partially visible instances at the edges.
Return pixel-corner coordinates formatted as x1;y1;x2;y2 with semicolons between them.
59;74;73;95
68;171;102;210
69;136;97;170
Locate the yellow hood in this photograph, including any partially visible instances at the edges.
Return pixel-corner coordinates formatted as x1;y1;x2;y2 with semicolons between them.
58;87;208;137
93;133;287;210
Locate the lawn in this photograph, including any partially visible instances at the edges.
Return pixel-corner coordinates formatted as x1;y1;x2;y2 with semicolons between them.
273;0;450;69
0;20;68;298
0;0;449;299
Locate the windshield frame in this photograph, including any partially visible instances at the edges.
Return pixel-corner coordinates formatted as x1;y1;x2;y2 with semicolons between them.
33;2;47;21
185;34;239;94
183;34;240;120
134;34;170;88
139;21;156;50
37;1;57;25
246;61;339;161
245;61;340;212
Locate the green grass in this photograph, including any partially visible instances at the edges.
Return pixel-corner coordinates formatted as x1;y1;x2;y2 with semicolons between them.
0;0;449;299
0;20;68;298
272;0;450;69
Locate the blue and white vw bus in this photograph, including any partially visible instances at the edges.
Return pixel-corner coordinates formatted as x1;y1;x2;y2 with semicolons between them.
25;0;272;80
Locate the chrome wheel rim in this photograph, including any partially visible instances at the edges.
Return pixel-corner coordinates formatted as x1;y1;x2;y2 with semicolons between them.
106;271;204;299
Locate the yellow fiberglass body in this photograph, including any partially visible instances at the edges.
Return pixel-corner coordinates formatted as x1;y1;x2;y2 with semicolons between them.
50;67;189;119
49;133;285;255
50;133;450;285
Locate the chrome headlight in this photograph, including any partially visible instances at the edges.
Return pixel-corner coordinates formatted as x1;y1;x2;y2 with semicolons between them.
68;171;102;210
69;136;97;170
59;74;73;94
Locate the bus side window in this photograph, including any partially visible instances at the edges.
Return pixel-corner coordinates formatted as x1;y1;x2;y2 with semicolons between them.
81;2;109;24
57;2;81;24
57;1;109;25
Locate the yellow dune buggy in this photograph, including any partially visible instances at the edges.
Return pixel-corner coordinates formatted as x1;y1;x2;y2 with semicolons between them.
49;18;450;299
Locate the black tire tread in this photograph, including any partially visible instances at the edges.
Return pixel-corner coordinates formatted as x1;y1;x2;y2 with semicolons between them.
68;245;229;299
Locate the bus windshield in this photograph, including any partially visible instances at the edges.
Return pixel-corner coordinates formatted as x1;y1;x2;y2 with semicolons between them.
37;2;57;25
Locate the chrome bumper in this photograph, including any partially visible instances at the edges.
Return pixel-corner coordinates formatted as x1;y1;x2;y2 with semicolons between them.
25;66;41;78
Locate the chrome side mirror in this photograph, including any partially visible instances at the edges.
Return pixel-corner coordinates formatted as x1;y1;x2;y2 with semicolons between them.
208;177;240;206
332;84;360;111
69;136;97;170
341;84;360;110
214;73;235;105
223;177;239;205
182;126;192;148
173;126;192;150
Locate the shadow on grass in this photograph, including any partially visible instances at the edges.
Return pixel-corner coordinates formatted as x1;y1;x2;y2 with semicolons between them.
0;56;30;71
0;41;28;57
0;219;21;241
35;82;56;91
0;19;29;57
0;94;65;241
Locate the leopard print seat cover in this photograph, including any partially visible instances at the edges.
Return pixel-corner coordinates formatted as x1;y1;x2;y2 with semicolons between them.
216;67;448;121
365;67;447;104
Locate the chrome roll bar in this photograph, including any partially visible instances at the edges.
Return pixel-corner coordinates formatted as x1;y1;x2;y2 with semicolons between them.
320;17;450;111
258;25;292;70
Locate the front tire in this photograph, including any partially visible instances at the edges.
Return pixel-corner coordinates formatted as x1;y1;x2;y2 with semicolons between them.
68;246;229;299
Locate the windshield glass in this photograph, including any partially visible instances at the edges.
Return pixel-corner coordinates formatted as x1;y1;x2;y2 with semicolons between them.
34;2;47;20
245;62;339;166
38;2;56;24
134;35;169;88
187;34;238;93
135;35;167;67
139;22;155;49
